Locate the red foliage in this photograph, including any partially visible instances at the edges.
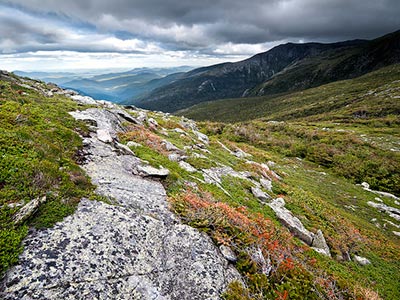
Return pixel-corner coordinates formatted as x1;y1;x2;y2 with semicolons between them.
275;290;288;300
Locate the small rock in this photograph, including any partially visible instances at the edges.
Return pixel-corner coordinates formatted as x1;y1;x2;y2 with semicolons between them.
127;141;142;148
336;254;344;261
393;231;400;237
160;129;169;136
179;161;197;173
311;230;331;257
249;247;272;275
68;111;98;127
168;153;181;162
147;118;158;127
260;178;272;192
271;197;285;208
112;109;141;124
192;130;209;144
266;161;276;167
367;201;400;222
361;182;370;189
71;95;98;105
136;111;147;123
233;148;251;158
312;247;331;257
353;255;371;266
13;196;46;224
174;128;186;134
180;118;198;131
162;140;180;152
192;152;207;159
97;129;113;143
136;165;169;178
268;198;314;245
251;187;271;202
7;200;25;208
219;245;237;263
115;142;134;155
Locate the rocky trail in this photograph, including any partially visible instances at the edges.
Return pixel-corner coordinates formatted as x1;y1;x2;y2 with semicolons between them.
1;99;240;299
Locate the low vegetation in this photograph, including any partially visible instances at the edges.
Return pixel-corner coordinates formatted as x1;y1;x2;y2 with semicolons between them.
180;65;400;195
1;68;399;299
119;107;400;299
0;79;94;275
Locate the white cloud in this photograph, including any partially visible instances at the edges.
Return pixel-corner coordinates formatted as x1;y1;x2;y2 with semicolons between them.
0;51;246;71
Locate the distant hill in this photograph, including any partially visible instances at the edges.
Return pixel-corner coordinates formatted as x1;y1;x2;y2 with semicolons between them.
177;64;400;123
133;30;400;112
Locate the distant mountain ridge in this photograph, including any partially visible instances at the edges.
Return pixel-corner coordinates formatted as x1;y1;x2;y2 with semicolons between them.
15;67;192;103
133;30;400;112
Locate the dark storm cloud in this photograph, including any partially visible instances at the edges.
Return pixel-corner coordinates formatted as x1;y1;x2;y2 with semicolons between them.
1;0;400;55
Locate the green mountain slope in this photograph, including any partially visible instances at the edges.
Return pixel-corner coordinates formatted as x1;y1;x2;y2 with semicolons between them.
178;64;400;195
0;71;95;275
1;71;399;299
134;30;400;112
178;64;400;123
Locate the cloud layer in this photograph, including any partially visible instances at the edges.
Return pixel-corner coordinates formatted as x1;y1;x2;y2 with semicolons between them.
1;0;399;70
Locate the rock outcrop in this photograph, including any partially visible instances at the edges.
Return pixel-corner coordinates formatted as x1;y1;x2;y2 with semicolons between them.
268;198;331;257
1;98;240;299
268;198;315;246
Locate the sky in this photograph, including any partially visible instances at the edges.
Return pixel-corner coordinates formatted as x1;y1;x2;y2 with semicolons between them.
0;0;399;72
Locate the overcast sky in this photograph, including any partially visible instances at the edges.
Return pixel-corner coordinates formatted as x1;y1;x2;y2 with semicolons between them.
1;0;399;71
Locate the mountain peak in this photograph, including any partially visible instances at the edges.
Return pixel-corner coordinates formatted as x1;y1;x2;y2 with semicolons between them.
132;30;399;112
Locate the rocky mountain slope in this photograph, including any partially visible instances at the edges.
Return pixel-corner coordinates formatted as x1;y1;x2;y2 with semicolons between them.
1;72;399;299
134;30;400;112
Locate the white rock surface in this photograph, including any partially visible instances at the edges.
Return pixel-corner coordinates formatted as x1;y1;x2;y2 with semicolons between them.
233;148;251;158
71;95;98;105
260;178;273;192
367;201;400;222
136;165;170;177
268;198;314;245
353;255;371;266
127;141;142;148
251;187;271;203
311;230;331;257
174;128;186;134
162;140;180;152
147;117;158;127
97;129;113;143
179;161;197;173
193;130;209;144
361;182;370;189
12;196;46;225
